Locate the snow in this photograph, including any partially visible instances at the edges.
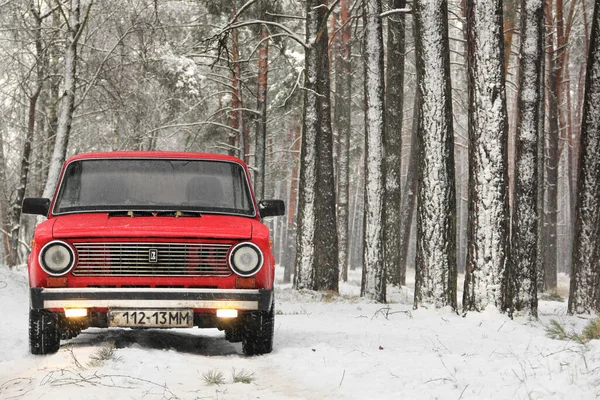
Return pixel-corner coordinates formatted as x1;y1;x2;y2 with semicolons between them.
1;266;600;399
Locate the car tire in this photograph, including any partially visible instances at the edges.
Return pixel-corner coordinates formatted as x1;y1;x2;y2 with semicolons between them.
242;300;274;356
29;309;60;355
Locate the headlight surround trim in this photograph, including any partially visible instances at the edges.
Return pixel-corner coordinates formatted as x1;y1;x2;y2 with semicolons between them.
38;240;76;276
229;242;264;277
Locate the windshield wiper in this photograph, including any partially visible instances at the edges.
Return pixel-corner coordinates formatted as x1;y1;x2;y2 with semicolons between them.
155;210;202;217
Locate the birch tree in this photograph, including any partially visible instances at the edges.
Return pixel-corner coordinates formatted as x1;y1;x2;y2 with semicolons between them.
510;0;544;316
463;0;510;312
568;0;600;314
412;0;457;309
42;0;92;198
7;2;50;267
361;0;386;302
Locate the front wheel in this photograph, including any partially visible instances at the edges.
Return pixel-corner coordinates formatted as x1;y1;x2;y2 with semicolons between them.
242;301;274;356
29;309;60;355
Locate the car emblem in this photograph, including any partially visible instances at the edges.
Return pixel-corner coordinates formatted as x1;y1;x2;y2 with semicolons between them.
149;248;158;263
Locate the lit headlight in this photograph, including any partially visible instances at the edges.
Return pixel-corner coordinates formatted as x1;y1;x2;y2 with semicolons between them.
229;243;263;277
39;241;75;276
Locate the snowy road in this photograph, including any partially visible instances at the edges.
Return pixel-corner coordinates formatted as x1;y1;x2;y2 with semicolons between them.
1;266;599;399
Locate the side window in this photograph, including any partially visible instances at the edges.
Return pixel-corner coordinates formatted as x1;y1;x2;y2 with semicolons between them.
56;163;82;210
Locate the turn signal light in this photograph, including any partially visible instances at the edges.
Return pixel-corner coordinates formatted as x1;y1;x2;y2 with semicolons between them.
235;277;256;289
216;309;238;319
64;308;88;318
47;277;67;287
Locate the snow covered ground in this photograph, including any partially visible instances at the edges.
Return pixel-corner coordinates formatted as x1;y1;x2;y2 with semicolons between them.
1;266;599;399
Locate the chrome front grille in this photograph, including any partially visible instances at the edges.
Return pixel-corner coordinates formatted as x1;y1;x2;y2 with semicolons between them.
72;242;232;277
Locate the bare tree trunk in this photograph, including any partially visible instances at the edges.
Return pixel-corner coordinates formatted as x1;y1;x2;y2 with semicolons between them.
463;0;510;312
569;0;600;314
254;25;269;199
295;0;339;292
335;0;352;282
0;128;9;264
544;0;559;291
509;0;544;317
361;0;386;302
398;92;420;285
229;5;244;160
384;0;405;287
413;0;457;310
8;3;46;267
42;0;90;199
284;123;301;284
536;9;547;292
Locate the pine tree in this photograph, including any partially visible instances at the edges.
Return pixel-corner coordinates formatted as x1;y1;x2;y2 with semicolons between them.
383;0;405;287
568;0;600;314
335;0;352;283
294;0;339;292
510;0;544;317
361;0;386;302
463;0;510;312
412;0;457;310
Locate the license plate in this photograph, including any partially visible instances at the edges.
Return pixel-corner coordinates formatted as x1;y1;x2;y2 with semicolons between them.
109;309;193;328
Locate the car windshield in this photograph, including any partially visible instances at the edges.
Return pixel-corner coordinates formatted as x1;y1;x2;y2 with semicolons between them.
53;158;255;216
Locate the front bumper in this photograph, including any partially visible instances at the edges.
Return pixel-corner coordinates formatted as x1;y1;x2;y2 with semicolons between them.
30;287;273;312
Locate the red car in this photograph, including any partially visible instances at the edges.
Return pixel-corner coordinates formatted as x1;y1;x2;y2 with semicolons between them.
23;152;284;356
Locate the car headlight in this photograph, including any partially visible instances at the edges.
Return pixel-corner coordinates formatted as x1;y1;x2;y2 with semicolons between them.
39;241;75;276
229;242;263;277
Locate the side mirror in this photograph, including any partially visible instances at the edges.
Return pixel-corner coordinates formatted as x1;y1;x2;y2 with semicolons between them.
22;198;50;216
258;200;285;218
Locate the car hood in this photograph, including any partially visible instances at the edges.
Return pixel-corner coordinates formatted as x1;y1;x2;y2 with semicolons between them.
51;213;253;240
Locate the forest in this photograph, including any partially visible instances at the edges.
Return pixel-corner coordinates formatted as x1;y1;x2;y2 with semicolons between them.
0;0;598;317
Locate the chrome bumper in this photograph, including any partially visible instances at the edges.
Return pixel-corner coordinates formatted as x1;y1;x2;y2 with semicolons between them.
30;287;273;312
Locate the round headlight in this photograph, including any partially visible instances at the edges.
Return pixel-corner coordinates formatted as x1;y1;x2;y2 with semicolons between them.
229;243;263;277
39;241;75;276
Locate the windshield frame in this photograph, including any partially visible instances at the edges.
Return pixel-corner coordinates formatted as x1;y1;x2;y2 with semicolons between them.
50;157;257;218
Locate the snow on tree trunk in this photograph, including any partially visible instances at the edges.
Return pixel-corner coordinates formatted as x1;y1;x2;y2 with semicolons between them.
463;0;510;312
398;92;420;285
413;0;457;310
335;0;351;282
0;128;8;262
284;124;301;283
229;16;244;160
42;0;84;199
568;0;600;314
295;0;339;292
8;5;45;267
544;8;560;292
254;25;269;200
510;0;544;316
361;0;386;302
384;0;405;287
535;26;546;293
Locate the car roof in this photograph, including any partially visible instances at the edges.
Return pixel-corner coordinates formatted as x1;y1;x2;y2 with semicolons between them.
65;151;246;165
